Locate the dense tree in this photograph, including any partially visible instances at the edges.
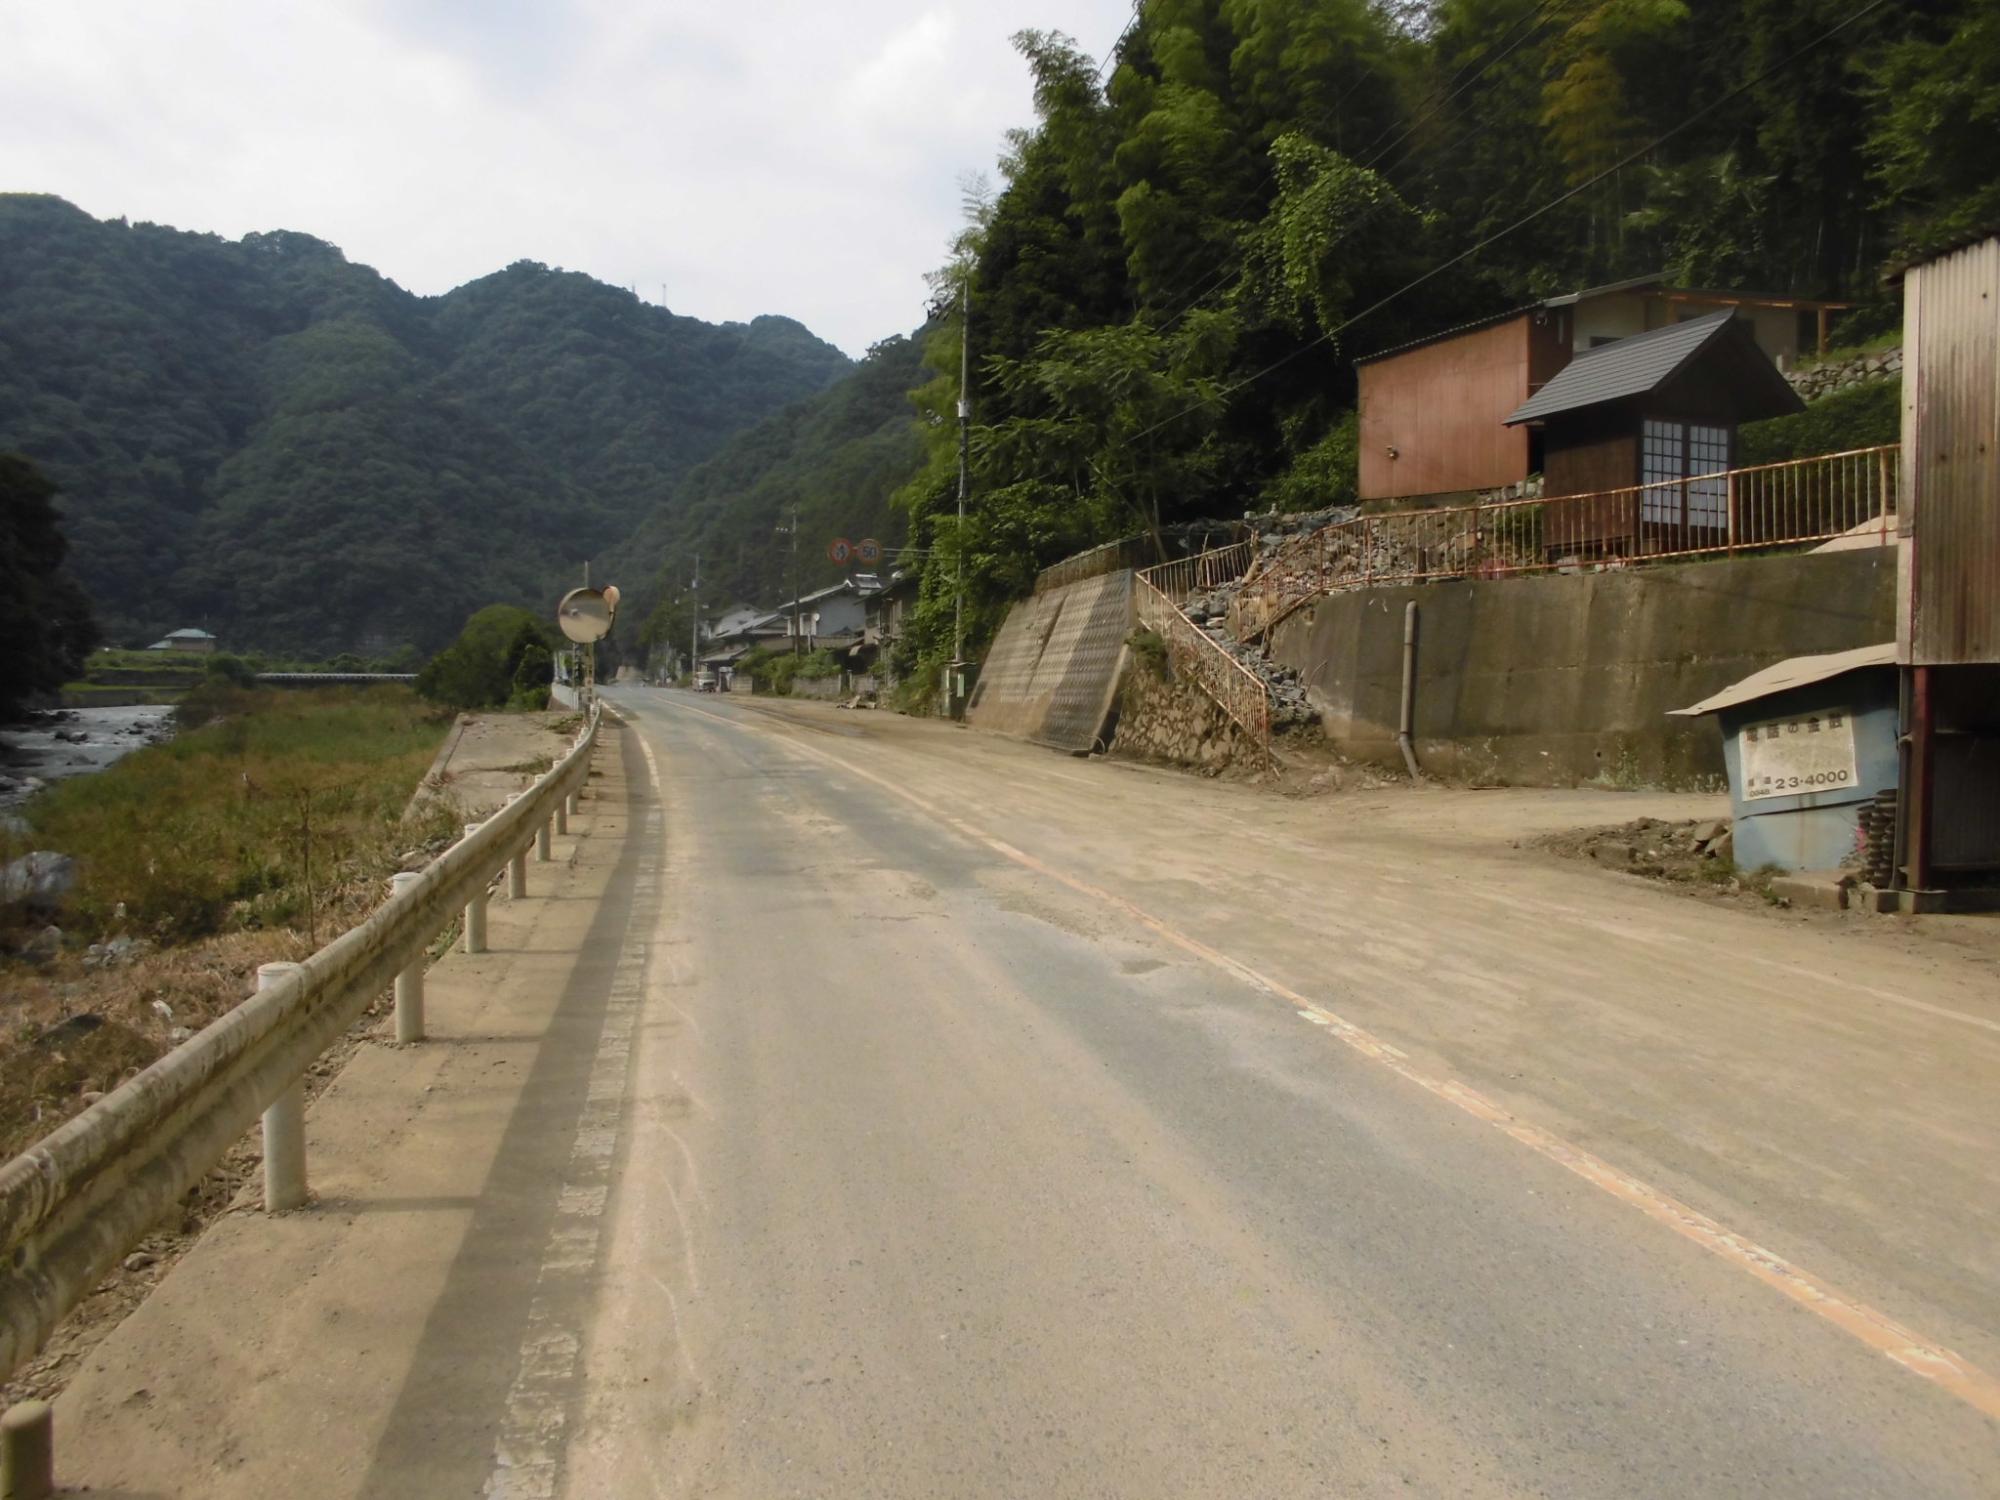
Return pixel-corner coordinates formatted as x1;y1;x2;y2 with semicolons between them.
879;0;1994;695
414;605;563;711
0;454;100;719
0;196;851;654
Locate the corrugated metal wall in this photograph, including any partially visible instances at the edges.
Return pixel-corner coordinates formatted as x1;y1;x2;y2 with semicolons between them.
1899;236;2000;665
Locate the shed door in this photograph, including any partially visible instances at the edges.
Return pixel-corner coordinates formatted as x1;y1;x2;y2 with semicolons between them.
1641;419;1731;542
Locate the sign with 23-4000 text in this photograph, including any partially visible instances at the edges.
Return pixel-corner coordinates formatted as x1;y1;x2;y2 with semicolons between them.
1738;708;1859;801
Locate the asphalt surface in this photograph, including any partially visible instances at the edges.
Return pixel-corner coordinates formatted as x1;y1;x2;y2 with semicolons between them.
559;687;2000;1499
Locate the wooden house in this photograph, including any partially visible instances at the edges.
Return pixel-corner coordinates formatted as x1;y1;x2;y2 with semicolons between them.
1355;277;1847;503
1501;310;1803;555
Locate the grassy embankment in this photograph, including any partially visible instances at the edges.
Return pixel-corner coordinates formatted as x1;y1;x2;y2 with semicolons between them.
0;684;461;1159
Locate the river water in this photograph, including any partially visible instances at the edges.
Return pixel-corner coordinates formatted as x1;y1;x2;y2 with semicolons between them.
0;705;177;811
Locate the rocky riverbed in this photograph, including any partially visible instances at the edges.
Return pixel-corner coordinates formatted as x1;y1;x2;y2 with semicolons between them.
0;705;176;810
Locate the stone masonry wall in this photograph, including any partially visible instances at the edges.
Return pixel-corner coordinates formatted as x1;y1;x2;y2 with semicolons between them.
1108;655;1250;772
1786;346;1901;402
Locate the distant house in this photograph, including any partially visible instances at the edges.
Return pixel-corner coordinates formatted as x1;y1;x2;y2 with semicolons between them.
1501;309;1804;555
1355;276;1848;503
849;569;921;685
146;628;218;654
696;604;789;690
771;577;880;649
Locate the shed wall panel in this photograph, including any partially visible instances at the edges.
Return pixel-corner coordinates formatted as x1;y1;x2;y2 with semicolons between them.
1358;316;1531;500
1900;235;2000;664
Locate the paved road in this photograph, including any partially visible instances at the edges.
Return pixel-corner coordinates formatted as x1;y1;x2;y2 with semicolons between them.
52;686;2000;1497
562;688;2000;1498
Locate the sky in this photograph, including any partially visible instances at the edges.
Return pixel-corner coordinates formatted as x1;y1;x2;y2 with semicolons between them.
3;1;1135;356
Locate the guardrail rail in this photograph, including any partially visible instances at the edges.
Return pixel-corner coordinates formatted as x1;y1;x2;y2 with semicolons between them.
0;706;604;1386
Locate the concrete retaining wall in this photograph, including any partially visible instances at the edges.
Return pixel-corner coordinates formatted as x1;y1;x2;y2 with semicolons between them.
1268;550;1895;788
968;571;1134;752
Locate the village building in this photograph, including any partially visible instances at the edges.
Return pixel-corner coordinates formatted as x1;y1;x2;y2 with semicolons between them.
1355;276;1849;504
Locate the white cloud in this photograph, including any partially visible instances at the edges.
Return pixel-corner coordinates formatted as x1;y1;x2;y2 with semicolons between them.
1;1;1134;355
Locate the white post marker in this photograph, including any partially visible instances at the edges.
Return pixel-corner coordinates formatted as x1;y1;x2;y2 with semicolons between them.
389;871;425;1043
258;962;308;1213
0;1399;54;1500
463;823;488;955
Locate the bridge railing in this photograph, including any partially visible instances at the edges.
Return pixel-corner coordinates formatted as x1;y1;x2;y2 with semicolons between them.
0;707;603;1383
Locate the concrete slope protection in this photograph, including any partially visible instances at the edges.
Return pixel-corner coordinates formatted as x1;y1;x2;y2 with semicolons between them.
51;688;2000;1498
966;569;1133;752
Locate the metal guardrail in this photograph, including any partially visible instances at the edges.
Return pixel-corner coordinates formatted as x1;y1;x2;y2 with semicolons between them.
1137;540;1256;603
1258;446;1899;596
0;707;602;1383
1134;574;1272;749
1035;536;1152;595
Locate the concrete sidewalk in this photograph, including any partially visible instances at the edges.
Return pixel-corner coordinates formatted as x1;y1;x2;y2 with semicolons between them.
50;721;660;1499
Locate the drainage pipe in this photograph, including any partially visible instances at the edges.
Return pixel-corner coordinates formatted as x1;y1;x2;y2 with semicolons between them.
1397;601;1423;782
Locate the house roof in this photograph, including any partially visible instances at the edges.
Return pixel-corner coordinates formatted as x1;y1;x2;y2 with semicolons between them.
164;627;216;639
1357;275;1852;367
1502;310;1803;425
1669;643;1896;717
708;605;773;638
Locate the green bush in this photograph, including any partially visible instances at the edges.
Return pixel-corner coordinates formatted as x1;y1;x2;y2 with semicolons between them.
1739;378;1901;466
204;653;258;686
416;605;562;710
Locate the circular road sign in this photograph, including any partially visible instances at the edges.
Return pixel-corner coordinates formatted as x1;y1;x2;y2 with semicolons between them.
856;538;883;565
557;587;615;643
828;538;854;565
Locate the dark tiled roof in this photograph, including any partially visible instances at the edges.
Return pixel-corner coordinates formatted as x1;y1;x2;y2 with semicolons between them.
1504;310;1736;424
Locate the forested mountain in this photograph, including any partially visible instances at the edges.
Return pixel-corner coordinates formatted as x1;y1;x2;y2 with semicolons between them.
0;195;851;653
616;331;932;655
886;0;2000;681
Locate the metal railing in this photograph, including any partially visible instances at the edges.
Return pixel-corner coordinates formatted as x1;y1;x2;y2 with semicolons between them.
1137;540;1257;602
0;707;602;1383
1035;536;1151;594
1256;446;1898;598
1134;573;1272;749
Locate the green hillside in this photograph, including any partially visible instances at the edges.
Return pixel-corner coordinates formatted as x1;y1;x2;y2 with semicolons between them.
613;330;933;637
0;195;851;654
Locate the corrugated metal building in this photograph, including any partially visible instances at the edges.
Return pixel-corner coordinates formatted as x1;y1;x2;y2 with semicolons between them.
1894;233;2000;890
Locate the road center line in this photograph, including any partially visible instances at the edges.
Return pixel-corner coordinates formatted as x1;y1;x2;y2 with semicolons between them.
640;693;2000;1423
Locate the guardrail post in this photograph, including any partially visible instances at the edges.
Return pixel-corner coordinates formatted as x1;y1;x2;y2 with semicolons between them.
389;872;425;1044
463;823;488;954
258;962;309;1213
1;1399;54;1500
536;815;553;862
508;846;528;900
555;797;569;836
565;789;579;819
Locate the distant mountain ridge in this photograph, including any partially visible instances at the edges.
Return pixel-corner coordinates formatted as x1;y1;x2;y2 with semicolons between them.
0;194;853;652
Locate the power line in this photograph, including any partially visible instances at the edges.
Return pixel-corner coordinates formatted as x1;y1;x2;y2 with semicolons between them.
1117;0;1897;452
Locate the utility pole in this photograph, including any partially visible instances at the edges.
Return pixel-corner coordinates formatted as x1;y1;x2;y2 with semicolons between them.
954;278;970;666
689;552;700;687
774;510;802;654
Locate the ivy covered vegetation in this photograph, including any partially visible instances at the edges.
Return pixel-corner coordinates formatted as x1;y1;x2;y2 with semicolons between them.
876;0;1999;690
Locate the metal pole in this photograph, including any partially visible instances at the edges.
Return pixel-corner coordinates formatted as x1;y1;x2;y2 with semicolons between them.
259;962;308;1213
463;823;488;954
0;1399;54;1500
508;846;528;900
389;872;425;1043
555;798;569;836
690;552;700;686
792;509;801;655
536;816;552;862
